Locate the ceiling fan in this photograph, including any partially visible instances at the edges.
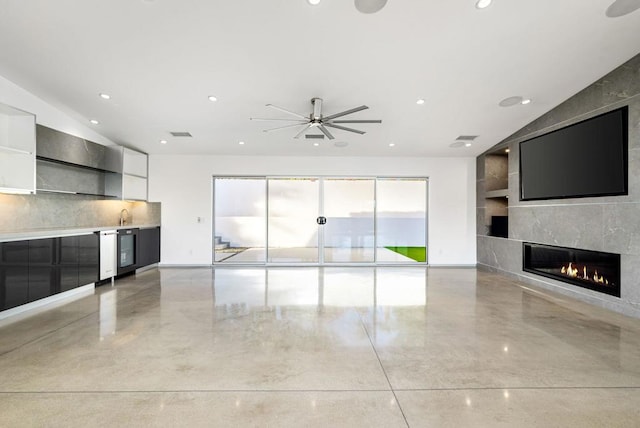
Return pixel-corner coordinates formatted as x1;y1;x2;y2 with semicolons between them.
250;98;382;140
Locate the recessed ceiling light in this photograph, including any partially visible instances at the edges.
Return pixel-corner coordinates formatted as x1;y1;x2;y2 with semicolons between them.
465;142;472;147
521;98;531;105
355;0;388;13
90;119;99;125
416;99;425;105
308;0;321;5
160;140;167;144
505;148;510;153
389;143;396;147
99;93;111;100
499;96;524;107
208;95;218;102
313;142;320;147
238;141;245;145
476;0;492;9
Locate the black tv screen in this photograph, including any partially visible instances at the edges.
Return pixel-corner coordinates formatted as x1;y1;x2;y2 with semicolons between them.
520;106;628;201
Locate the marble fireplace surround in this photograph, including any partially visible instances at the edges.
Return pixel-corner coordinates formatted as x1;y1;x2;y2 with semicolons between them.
477;53;640;318
522;242;621;298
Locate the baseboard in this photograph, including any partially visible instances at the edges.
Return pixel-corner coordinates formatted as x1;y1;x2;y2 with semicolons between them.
0;283;95;325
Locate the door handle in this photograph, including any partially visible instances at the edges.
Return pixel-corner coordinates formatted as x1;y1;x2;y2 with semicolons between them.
316;216;327;225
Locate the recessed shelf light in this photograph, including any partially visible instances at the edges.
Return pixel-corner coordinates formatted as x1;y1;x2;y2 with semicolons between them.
160;140;167;144
521;98;531;105
505;148;510;153
308;0;321;5
416;99;425;105
476;0;492;9
99;93;111;100
208;95;218;102
90;119;99;125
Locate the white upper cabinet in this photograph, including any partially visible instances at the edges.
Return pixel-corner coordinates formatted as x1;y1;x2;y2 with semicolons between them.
105;146;148;201
123;148;148;178
0;103;36;194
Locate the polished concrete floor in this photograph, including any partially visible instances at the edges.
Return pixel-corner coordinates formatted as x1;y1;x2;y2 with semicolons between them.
1;267;639;427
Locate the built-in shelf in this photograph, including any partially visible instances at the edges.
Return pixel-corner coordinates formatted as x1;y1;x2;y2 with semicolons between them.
0;145;32;155
485;189;509;199
36;188;119;198
483;148;509;238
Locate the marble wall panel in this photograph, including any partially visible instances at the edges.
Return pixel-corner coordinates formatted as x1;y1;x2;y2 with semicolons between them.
603;203;640;256
620;254;640;306
477;235;522;273
476;208;488;236
509;205;604;251
476;156;485;180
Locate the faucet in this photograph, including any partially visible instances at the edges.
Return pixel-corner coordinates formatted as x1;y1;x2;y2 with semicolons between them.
119;208;129;226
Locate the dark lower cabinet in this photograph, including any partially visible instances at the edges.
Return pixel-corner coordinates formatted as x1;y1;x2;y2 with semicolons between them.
28;238;56;302
58;236;79;293
0;233;99;312
138;227;161;268
0;241;29;311
78;234;99;286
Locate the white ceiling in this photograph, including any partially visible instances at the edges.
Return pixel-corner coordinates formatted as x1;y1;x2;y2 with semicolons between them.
0;0;639;157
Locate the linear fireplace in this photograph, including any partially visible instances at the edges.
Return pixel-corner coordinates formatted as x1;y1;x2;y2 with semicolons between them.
523;242;620;297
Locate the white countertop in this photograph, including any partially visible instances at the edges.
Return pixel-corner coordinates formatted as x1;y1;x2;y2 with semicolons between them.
0;224;161;242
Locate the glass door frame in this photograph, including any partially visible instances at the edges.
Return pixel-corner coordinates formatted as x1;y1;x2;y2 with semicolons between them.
212;175;429;266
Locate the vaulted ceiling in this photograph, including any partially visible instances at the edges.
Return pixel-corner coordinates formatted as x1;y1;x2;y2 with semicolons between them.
0;0;639;157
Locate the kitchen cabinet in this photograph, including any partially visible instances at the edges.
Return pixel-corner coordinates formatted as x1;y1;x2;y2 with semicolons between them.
0;241;29;310
35;125;120;198
137;227;160;268
0;233;99;312
105;147;149;201
78;234;99;286
0;102;36;195
28;238;56;301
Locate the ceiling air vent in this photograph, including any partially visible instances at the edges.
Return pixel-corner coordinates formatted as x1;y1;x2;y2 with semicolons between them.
455;135;478;141
305;134;325;139
170;131;192;137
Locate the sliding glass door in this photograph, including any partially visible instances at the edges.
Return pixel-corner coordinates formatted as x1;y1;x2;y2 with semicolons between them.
376;178;428;263
213;176;428;265
267;178;320;263
322;178;375;263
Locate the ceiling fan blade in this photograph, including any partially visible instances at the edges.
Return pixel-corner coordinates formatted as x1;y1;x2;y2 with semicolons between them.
265;104;308;120
318;125;335;140
330;119;382;124
294;123;314;139
324;123;366;135
322;105;369;121
263;123;309;133
312;98;323;120
251;117;307;122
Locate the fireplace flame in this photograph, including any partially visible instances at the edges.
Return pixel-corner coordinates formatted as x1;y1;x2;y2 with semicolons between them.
560;263;610;285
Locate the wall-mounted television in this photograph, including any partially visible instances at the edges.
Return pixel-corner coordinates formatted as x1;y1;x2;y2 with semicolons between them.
519;106;628;201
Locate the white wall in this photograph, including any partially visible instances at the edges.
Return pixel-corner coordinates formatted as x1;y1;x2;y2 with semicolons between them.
0;74;115;146
149;155;477;266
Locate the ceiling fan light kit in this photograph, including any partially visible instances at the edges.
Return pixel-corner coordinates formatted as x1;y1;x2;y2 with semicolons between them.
251;97;382;140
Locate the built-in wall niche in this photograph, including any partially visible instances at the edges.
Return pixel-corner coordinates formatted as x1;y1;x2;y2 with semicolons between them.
484;147;509;238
